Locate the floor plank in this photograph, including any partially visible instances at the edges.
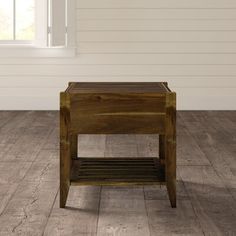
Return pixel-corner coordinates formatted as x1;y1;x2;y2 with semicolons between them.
0;160;29;216
146;200;204;236
0;112;38;160
177;113;211;166
78;135;106;157
179;165;236;236
180;111;236;200
0;111;37;146
0;112;55;162
43;186;101;236
105;134;138;158
0;111;18;130
23;149;59;183
136;135;159;158
43;127;59;151
0;180;58;236
144;168;189;201
97;186;150;236
0;111;235;236
99;135;150;236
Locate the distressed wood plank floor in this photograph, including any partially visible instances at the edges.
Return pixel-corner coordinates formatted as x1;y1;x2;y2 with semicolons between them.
0;111;235;236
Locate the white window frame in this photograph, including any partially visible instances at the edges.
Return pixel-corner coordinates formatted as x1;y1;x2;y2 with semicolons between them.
0;0;76;57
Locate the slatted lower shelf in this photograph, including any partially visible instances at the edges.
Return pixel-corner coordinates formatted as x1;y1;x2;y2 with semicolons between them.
70;158;165;186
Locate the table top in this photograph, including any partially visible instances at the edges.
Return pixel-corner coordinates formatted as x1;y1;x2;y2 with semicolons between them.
65;82;171;94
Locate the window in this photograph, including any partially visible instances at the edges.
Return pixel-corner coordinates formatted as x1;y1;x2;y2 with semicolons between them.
0;0;35;42
0;0;76;57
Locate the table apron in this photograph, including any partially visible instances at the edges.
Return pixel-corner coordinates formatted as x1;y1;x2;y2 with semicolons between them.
70;113;166;134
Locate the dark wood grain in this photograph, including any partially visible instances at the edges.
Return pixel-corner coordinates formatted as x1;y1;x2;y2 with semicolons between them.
70;135;78;159
159;134;165;164
71;113;166;134
60;92;71;208
60;82;176;208
67;82;170;93
70;158;165;186
165;92;177;208
70;92;166;134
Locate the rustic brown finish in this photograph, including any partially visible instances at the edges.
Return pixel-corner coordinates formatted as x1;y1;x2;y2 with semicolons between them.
71;113;166;134
60;92;71;208
165;92;177;207
159;135;165;163
66;82;169;94
70;135;78;159
60;82;176;208
70;158;165;186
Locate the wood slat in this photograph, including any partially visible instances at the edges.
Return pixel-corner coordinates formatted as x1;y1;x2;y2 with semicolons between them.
79;157;159;161
71;180;165;186
70;158;165;185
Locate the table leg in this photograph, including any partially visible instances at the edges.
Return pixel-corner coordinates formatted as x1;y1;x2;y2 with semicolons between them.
70;135;78;159
60;93;71;208
159;135;165;163
165;93;176;208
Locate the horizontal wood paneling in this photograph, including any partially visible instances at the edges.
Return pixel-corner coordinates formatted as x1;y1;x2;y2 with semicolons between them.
1;53;236;64
77;0;236;8
77;20;236;31
77;9;236;20
0;76;236;88
0;0;235;110
77;43;236;53
1;65;236;76
77;31;236;42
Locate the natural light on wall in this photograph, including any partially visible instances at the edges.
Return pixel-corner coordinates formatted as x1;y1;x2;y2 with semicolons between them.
0;0;35;41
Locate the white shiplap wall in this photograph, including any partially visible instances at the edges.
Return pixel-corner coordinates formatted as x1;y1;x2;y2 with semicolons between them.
1;0;236;110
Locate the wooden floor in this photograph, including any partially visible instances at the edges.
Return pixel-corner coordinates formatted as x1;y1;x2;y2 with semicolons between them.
0;111;235;236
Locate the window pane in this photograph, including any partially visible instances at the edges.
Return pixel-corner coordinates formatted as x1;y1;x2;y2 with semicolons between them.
16;0;35;40
0;0;13;40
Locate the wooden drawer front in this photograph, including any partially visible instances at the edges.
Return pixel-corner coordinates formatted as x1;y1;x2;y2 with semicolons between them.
71;113;165;134
70;93;166;134
70;93;166;114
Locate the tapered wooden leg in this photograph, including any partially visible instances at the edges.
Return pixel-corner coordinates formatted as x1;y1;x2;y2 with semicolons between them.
159;135;165;163
60;92;71;208
60;141;70;208
70;135;78;159
165;135;176;208
165;93;176;208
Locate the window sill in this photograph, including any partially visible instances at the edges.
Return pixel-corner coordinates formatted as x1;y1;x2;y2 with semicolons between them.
0;45;76;58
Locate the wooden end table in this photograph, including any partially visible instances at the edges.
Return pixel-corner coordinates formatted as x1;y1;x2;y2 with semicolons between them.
60;82;176;208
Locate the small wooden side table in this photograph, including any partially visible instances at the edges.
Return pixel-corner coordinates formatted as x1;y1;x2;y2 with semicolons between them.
60;82;176;208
